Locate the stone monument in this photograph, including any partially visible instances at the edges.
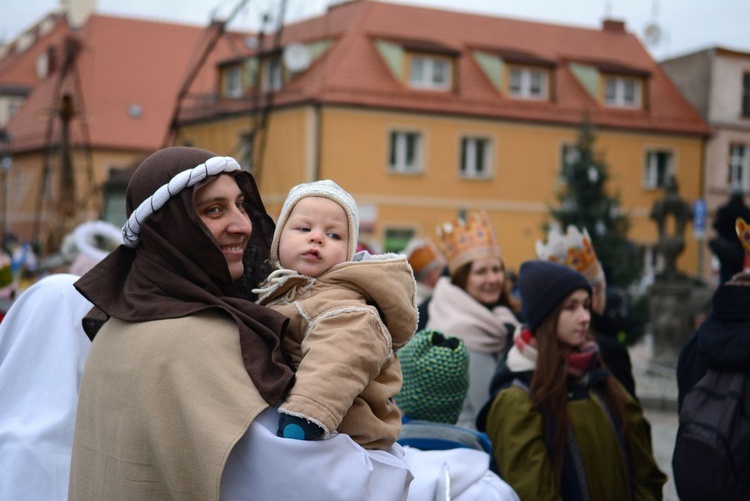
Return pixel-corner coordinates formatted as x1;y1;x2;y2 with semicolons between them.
647;176;709;367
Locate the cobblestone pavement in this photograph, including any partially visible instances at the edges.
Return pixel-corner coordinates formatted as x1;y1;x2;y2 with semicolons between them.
630;335;680;501
643;408;678;501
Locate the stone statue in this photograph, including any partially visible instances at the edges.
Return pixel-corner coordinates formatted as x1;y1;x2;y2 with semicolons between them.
649;175;692;281
647;175;706;367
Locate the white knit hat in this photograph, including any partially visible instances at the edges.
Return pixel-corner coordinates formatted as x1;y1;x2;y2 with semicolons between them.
270;180;359;265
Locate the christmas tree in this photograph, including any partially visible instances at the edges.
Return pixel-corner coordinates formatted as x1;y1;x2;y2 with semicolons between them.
550;118;646;343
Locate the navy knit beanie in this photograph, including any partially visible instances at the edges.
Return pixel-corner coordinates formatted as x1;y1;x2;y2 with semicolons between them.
519;260;592;332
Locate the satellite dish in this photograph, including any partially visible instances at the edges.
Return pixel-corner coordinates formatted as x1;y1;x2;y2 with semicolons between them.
283;43;311;73
644;22;662;46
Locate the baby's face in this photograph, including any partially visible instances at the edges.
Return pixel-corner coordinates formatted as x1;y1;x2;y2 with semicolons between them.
278;197;349;277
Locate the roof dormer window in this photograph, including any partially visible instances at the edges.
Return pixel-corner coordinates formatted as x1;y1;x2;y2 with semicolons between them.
263;56;282;92
471;47;555;100
604;75;642;108
373;36;458;91
409;55;451;90
568;60;649;110
222;66;243;98
509;66;549;100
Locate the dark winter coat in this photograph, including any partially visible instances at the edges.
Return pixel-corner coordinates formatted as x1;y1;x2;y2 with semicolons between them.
676;282;750;410
592;313;637;399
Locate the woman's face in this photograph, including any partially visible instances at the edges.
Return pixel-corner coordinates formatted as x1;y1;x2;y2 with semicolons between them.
556;289;591;348
195;175;253;281
464;256;504;305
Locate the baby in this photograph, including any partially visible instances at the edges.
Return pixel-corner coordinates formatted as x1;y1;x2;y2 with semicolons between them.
254;180;418;450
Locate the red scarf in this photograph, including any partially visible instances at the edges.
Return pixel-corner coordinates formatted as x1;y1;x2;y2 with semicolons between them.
514;328;599;378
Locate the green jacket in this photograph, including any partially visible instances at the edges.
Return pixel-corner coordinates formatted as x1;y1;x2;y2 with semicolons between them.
484;376;665;501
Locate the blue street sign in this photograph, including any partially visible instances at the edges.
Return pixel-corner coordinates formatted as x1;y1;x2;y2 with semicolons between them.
693;199;707;238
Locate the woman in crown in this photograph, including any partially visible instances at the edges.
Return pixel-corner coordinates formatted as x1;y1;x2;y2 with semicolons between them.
423;210;521;430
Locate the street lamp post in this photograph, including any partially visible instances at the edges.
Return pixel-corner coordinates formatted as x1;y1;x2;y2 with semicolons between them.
0;130;12;251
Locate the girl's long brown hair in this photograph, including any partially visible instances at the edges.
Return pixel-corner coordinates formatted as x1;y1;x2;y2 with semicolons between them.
530;299;631;483
451;259;521;315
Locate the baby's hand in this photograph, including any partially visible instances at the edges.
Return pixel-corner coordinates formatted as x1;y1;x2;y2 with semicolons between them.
277;413;325;440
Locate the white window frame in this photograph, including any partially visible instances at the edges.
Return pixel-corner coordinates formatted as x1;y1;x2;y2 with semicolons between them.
239;130;255;171
459;136;492;179
643;149;673;189
223;66;243;97
509;67;548;99
388;130;423;174
728;144;749;191
604;76;641;108
409;55;451;90
263;57;282;92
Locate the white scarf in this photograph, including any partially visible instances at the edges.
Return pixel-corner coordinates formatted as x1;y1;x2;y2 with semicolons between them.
426;277;519;353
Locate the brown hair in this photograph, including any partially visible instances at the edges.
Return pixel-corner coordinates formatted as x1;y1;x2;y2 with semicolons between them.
529;299;631;483
451;259;521;314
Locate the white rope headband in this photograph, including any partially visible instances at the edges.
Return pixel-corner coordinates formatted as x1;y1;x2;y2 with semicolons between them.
122;156;241;248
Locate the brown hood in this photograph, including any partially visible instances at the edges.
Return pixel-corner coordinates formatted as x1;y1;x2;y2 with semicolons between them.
75;146;293;406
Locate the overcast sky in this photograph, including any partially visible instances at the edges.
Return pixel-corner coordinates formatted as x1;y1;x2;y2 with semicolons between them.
2;0;748;61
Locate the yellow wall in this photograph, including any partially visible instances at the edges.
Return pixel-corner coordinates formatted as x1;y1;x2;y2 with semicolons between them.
177;104;705;278
4;148;140;249
177;107;312;218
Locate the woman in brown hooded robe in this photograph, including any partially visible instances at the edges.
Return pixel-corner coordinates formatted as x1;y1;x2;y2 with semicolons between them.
68;146;294;500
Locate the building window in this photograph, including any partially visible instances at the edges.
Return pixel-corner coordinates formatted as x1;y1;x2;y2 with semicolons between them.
223;66;243;97
560;144;580;183
8;100;21;119
409;56;451;90
383;227;415;253
644;150;672;189
239;131;255;171
509;67;548;99
460;136;491;179
604;76;641;108
728;144;748;190
743;73;750;117
263;57;282;92
388;130;422;173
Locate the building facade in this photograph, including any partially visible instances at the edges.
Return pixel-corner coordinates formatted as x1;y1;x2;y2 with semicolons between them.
661;47;750;279
176;0;709;277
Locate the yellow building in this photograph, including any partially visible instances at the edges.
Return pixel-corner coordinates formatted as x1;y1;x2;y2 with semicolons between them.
176;1;709;279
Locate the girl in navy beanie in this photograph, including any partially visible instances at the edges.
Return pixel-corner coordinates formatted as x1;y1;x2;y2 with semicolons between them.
477;259;665;500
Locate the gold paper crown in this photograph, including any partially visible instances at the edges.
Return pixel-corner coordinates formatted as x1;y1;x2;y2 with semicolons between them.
737;217;750;258
437;211;502;275
536;225;602;282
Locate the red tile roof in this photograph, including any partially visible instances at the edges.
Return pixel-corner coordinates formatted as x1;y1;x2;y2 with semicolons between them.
0;14;70;90
3;0;709;152
3;14;244;152
208;0;708;136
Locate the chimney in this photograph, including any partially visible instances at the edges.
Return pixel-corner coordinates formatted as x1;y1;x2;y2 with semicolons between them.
602;19;626;33
60;0;97;29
